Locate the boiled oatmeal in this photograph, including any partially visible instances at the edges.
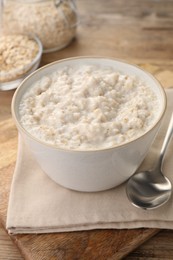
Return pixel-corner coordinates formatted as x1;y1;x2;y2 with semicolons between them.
19;65;159;150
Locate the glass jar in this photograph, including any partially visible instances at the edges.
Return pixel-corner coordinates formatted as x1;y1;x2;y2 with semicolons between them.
2;0;78;53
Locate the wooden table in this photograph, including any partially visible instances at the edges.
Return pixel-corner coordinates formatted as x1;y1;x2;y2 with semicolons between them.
1;0;173;259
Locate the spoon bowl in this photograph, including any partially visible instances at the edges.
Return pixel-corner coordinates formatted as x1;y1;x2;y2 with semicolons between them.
127;170;172;209
126;113;173;210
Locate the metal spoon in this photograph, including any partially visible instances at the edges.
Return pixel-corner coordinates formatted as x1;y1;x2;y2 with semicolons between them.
126;113;173;210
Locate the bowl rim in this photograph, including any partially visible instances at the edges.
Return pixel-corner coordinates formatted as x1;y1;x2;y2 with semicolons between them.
11;56;167;153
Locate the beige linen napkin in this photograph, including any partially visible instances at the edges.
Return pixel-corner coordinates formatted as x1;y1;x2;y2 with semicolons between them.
7;89;173;234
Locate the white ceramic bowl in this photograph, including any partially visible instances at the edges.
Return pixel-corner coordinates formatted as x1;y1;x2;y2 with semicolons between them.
11;57;167;192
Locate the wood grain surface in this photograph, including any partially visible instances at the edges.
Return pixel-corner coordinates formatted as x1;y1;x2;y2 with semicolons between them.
1;0;173;259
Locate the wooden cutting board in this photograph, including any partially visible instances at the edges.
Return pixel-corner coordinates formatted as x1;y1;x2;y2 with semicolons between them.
0;110;159;260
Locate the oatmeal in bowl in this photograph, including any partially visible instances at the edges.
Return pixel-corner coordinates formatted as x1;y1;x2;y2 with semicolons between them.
12;57;166;192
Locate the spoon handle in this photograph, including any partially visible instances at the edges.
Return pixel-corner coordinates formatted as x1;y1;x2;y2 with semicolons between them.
155;112;173;171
